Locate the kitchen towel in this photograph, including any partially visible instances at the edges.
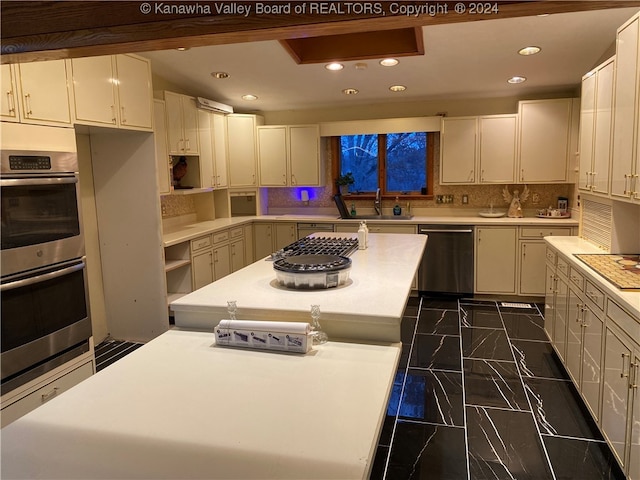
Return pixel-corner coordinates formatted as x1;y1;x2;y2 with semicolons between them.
215;320;313;353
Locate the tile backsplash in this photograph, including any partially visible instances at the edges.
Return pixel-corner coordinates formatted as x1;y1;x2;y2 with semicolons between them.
161;195;195;218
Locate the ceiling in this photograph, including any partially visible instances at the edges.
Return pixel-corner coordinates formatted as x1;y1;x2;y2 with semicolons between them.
141;6;640;113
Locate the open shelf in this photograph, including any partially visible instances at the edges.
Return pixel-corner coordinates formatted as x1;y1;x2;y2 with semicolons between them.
165;258;191;273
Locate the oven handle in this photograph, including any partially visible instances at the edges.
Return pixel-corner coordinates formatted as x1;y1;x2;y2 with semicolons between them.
0;175;77;187
0;259;85;292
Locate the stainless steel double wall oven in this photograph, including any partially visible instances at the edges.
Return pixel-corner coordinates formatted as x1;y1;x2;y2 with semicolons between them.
1;147;92;395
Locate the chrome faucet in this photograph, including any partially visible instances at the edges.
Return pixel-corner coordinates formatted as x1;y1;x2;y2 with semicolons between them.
374;188;381;216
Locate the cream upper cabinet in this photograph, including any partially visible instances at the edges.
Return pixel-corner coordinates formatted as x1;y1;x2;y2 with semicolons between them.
518;98;573;183
113;55;153;130
197;110;215;189
440;115;516;184
258;126;288;186
1;64;20;122
16;60;71;125
211;113;229;188
289;125;321;186
611;13;640;202
257;124;321;187
479;115;517;183
164;91;199;155
475;227;517;294
227;114;262;187
70;54;153;131
579;57;615;195
440;117;477;184
154;100;171;195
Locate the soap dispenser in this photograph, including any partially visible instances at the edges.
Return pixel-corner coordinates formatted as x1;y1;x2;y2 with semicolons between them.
350;202;357;217
393;196;402;216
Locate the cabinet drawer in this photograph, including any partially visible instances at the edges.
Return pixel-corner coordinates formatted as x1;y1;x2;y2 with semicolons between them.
569;267;584;291
557;256;569;277
545;247;557;265
230;227;243;239
521;227;572;238
191;235;212;252
606;299;640;341
1;361;93;427
584;279;605;312
213;231;230;244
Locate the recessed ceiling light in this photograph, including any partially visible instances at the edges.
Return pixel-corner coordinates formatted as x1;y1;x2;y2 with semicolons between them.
508;76;527;84
380;58;399;67
242;94;258;101
342;88;359;95
389;85;406;92
211;72;230;79
518;46;541;56
325;63;344;71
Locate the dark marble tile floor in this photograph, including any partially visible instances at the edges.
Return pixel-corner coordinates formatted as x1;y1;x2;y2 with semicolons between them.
372;297;625;480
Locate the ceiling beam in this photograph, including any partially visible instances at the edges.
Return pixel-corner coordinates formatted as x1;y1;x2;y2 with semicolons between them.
2;1;638;63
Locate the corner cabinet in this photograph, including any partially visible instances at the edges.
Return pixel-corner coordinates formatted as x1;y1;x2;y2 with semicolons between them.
610;12;640;203
578;57;615;195
440;115;517;185
227;114;264;187
518;98;575;183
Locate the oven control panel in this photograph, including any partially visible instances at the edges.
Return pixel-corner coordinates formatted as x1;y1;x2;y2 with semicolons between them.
8;155;52;170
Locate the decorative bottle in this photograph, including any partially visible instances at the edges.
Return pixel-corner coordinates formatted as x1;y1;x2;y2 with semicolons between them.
393;196;402;216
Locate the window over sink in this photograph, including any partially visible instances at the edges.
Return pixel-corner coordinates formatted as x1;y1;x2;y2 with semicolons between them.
332;132;435;197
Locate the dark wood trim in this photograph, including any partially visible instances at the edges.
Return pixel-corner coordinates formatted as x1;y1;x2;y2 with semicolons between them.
2;1;638;63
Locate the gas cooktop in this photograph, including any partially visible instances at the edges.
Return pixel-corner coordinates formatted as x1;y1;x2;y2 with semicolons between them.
279;236;359;258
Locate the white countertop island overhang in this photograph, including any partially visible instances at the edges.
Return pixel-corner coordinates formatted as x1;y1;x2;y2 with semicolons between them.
170;232;428;344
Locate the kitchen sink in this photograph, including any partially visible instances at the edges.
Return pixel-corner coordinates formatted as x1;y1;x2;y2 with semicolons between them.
349;214;414;220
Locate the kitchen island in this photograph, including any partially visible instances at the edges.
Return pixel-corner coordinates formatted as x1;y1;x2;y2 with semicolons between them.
1;232;425;479
171;232;427;343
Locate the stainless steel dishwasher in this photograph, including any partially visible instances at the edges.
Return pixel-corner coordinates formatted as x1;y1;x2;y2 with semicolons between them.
418;224;474;296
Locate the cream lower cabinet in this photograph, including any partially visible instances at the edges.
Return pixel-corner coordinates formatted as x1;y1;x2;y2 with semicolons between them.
229;227;245;273
475;227;517;294
253;222;296;260
601;299;640;478
191;231;233;289
544;247;571;362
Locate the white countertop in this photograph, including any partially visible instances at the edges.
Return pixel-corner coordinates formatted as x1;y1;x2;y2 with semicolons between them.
171;233;427;343
545;236;640;317
0;329;401;479
162;214;577;246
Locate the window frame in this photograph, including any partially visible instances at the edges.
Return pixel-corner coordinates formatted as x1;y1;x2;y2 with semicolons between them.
331;132;436;199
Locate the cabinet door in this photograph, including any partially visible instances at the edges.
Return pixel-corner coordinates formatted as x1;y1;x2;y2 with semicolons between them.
554;275;569;362
164;92;184;155
544;264;556;340
182;96;199;155
213;244;231;280
475;227;516;294
629;353;640;480
566;289;583;384
197;110;214;188
70;56;116;126
601;325;633;468
274;223;297;250
258;126;288;186
192;250;214;290
17;60;71;125
212;113;229;188
114;54;153;131
228;115;258;187
243;225;254;265
611;16;639;199
440;117;477;184
579;72;596;191
253;223;273;260
580;305;603;420
479;115;517;183
230;238;245;272
519;241;546;295
154;100;171;195
592;58;615;195
290;125;321;186
518;99;572;182
1;64;20;122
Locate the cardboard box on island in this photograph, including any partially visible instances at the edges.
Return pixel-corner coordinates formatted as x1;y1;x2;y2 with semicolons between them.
214;319;314;353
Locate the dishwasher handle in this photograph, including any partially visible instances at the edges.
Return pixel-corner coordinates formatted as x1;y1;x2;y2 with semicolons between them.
419;228;474;234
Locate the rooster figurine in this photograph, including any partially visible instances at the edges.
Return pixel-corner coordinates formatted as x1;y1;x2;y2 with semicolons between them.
172;156;188;188
502;185;529;218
